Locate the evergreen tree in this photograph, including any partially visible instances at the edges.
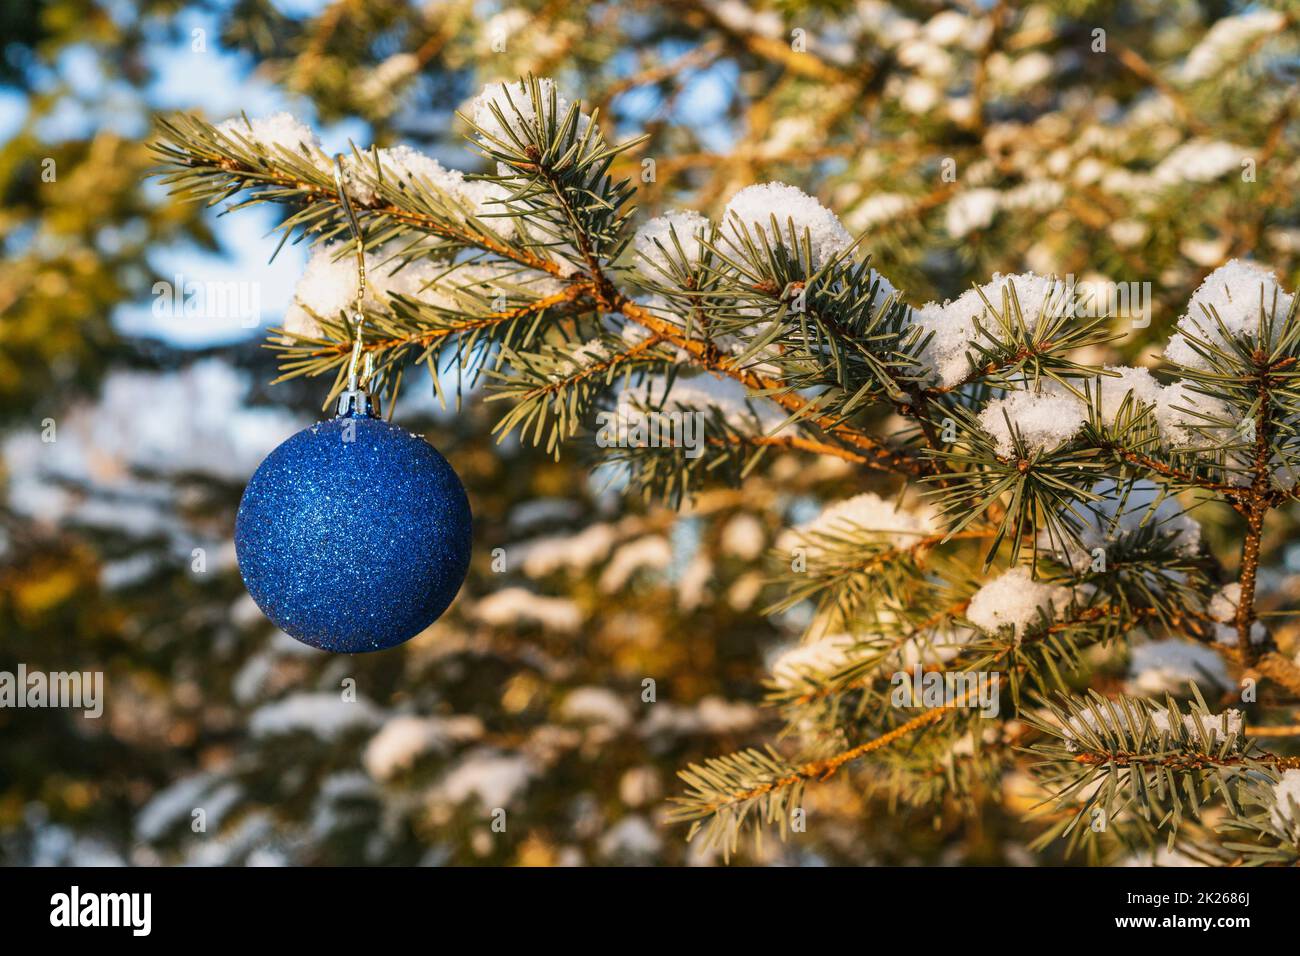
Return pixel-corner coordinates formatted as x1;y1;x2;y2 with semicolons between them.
151;50;1300;863
5;0;1300;867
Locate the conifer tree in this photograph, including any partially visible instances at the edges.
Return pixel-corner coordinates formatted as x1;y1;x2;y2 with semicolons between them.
150;56;1300;865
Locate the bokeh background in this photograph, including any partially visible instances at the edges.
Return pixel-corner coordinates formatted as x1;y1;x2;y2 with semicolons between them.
2;0;1299;865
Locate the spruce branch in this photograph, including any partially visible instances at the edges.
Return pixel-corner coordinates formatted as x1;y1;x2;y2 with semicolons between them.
679;599;1171;855
669;699;966;859
151;114;569;278
919;283;1118;397
272;282;593;394
1227;346;1281;661
769;600;971;712
152;97;933;481
764;528;995;623
1099;439;1241;494
1026;690;1300;859
613;295;927;476
146;72;1300;866
486;329;668;455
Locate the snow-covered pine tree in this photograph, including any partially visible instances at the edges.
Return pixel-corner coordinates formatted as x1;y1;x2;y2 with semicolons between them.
152;74;1300;865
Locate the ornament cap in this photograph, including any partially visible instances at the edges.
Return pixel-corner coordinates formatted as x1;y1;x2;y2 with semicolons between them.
335;386;381;419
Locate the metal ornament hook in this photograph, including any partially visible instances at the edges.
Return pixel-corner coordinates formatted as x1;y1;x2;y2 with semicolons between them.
331;153;379;418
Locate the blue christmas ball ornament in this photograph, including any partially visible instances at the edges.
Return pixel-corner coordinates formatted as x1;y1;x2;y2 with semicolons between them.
235;393;472;653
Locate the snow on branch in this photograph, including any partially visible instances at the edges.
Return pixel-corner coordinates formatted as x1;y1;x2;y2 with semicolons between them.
152;73;1300;865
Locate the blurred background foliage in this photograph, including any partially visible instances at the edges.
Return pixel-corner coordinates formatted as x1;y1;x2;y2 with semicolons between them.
2;0;1298;865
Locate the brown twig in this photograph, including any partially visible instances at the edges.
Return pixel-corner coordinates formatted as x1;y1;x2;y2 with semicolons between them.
613;293;927;476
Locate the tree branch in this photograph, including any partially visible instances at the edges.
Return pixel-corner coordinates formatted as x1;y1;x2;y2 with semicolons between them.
614;293;927;476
